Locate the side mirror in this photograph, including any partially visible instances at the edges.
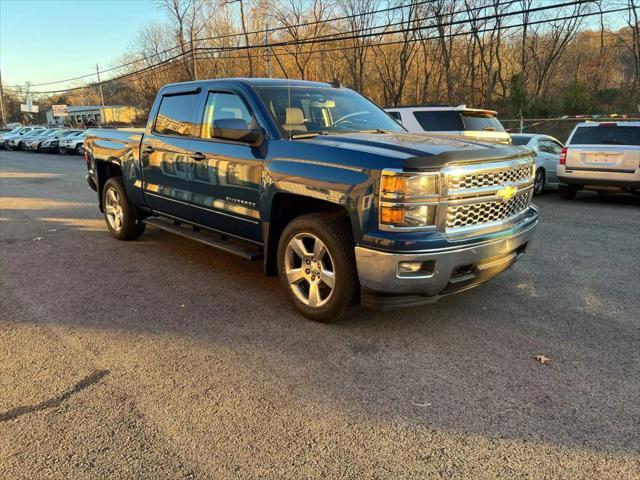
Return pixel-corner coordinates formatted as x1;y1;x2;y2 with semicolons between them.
212;118;263;145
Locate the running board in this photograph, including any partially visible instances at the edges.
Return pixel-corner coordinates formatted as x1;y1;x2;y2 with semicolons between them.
144;217;263;261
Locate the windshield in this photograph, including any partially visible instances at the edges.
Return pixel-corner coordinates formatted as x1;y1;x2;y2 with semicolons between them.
59;130;80;138
255;86;405;137
510;136;531;146
461;113;505;132
570;126;640;146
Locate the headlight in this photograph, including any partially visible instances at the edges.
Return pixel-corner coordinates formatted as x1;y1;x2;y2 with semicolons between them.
379;170;439;231
381;172;438;198
380;204;436;227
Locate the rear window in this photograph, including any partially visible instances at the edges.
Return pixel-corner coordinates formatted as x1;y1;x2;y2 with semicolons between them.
154;93;200;137
387;111;401;121
510;136;530;146
570;126;640;146
412;111;461;131
460;113;505;132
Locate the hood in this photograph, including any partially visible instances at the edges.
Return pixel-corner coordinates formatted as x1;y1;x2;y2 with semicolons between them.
301;132;529;169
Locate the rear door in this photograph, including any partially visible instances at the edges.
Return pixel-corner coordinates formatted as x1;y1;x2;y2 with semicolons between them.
537;138;562;183
186;89;264;242
566;125;640;173
140;90;200;219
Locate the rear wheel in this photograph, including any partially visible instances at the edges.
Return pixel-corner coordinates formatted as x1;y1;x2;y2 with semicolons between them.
558;184;579;199
102;176;145;240
533;168;545;195
277;213;357;322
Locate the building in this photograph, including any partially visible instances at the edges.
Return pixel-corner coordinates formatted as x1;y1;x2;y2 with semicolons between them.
45;105;144;126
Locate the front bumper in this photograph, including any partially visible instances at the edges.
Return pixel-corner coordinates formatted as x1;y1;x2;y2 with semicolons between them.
356;208;537;308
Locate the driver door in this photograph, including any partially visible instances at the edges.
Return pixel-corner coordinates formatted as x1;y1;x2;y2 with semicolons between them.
187;90;264;241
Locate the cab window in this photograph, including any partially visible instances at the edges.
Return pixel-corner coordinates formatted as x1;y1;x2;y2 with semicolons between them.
153;92;199;137
201;92;254;139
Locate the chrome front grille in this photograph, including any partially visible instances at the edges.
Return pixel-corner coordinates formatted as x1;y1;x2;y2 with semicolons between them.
446;191;531;229
440;156;535;234
447;164;533;190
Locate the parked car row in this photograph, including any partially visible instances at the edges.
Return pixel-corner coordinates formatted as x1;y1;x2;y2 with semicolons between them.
0;126;87;154
383;106;639;198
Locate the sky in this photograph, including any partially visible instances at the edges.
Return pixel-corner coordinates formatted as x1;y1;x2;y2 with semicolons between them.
0;0;166;91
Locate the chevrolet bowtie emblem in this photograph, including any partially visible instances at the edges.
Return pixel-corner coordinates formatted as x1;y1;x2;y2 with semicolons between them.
496;185;517;201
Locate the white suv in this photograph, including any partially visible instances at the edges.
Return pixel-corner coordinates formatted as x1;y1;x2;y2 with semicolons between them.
557;122;640;198
385;105;511;144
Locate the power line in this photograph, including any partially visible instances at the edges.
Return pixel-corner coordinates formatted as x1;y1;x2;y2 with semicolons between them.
1;0;599;89
3;0;443;89
3;3;631;95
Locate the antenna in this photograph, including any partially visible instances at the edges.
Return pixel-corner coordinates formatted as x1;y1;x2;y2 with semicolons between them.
287;77;292;140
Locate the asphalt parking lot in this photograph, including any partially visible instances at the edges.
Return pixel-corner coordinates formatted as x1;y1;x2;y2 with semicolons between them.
1;149;639;479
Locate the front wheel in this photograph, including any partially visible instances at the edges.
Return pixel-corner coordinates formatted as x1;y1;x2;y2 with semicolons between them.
102;176;145;240
277;213;358;322
75;143;84;155
533;169;545;195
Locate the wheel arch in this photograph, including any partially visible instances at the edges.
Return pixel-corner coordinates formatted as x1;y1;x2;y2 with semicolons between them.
95;159;123;211
262;192;353;276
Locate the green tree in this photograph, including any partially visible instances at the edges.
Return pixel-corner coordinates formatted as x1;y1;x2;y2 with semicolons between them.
561;81;593;115
509;74;527;116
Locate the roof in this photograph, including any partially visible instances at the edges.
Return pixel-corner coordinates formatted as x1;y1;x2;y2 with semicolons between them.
385;105;499;115
575;121;640;127
165;77;333;89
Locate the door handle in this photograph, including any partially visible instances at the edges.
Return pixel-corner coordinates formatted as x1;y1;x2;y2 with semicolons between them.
190;152;205;161
143;145;154;154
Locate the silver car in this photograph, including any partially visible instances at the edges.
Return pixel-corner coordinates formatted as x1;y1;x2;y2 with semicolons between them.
5;127;46;149
511;134;563;195
2;126;44;149
557;122;640;198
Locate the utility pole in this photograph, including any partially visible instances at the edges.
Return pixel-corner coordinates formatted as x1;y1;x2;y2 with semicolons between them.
191;42;198;80
96;64;106;123
0;68;6;127
264;19;271;78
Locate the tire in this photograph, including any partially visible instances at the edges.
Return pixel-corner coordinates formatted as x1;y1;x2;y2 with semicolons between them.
75;143;84;155
277;213;358;322
533;168;545;195
102;176;146;240
17;141;24;151
558;184;579;199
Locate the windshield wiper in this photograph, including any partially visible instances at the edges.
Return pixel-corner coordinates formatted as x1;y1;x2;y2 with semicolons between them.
354;129;392;134
290;131;330;139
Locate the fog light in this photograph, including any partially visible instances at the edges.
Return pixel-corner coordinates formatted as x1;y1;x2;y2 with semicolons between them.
399;262;423;273
398;260;435;277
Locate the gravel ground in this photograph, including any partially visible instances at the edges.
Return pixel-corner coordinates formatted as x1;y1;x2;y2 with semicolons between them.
1;149;639;479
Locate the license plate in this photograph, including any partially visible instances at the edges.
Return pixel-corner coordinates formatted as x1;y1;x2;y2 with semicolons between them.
588;154;613;164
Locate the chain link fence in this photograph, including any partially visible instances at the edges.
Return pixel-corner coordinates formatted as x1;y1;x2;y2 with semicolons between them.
501;117;640;144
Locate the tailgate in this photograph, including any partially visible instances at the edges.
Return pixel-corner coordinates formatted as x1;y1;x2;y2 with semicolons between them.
566;146;639;172
566;125;640;172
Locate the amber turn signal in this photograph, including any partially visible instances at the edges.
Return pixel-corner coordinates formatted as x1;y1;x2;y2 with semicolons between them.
381;175;406;195
380;207;405;224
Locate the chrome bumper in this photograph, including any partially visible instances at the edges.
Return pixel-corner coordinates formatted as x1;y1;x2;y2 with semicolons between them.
355;209;537;299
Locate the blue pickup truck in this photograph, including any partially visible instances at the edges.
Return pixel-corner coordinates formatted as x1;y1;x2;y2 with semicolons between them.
85;78;538;322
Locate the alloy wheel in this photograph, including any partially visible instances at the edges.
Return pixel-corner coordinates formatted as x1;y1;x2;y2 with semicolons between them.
105;187;124;232
284;233;335;308
534;170;544;195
